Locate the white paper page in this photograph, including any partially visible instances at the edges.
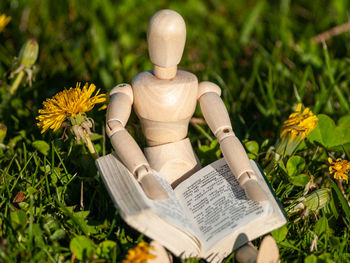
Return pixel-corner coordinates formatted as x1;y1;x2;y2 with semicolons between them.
144;171;198;237
97;153;197;238
175;158;271;251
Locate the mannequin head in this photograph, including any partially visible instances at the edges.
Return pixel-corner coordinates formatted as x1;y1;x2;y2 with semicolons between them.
147;9;186;78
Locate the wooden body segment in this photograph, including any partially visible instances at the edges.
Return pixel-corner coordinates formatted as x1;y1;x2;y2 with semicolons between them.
139;117;191;146
198;81;254;179
132;70;198;146
106;84;133;137
132;70;198;121
144;138;201;186
106;84;168;200
236;236;280;263
106;84;145;175
198;82;267;201
148;9;186;69
109;128;149;175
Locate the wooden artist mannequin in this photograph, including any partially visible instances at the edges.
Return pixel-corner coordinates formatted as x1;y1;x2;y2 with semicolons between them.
106;9;268;202
235;235;280;263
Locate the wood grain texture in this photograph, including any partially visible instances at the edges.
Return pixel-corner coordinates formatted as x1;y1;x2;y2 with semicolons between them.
109;129;168;200
198;88;254;179
106;93;132;132
105;9;268;202
144;138;200;185
199;91;233;137
197;81;221;99
106;83;133;137
132;70;198;146
109;128;149;175
140;117;191;146
147;9;186;68
220;136;255;180
132;70;198;121
198;88;268;201
256;235;280;263
109;83;133;102
153;65;177;80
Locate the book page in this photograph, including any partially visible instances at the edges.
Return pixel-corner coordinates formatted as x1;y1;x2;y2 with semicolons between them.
97;154;201;257
96;154;196;236
175;158;271;251
145;171;198;237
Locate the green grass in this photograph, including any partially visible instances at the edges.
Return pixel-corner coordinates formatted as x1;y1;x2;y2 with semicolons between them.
1;0;350;262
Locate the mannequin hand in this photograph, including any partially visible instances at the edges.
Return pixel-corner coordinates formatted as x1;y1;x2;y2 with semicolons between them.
139;173;168;200
239;172;268;202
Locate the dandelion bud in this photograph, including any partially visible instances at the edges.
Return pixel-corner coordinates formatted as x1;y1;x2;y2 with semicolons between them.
19;39;39;68
304;188;331;212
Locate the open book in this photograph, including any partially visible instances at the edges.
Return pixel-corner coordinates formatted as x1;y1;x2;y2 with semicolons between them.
96;153;287;263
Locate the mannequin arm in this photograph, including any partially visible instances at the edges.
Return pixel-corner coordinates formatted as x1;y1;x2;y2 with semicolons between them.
106;84;167;200
198;81;267;201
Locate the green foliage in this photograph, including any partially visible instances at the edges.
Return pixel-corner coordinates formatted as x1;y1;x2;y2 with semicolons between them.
245;140;259;160
287;156;306;177
32;140;50;155
308;114;350;149
330;180;350;219
197;139;221;166
96;240;118;261
1;0;350;262
314;215;329;236
286;156;309;187
271;225;288;243
70;236;95;261
289;174;310;187
10;210;28;231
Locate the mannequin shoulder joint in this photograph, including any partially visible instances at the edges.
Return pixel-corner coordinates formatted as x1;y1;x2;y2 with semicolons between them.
198;81;221;99
110;83;133;103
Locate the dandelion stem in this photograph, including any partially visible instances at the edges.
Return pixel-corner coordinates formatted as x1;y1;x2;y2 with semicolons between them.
10;71;25;96
337;180;350;206
80;180;84;210
1;71;24;108
84;131;99;159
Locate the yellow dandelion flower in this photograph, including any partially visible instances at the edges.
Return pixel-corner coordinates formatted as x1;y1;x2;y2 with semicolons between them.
328;158;349;183
36;83;106;133
271;103;318;160
0;14;11;32
280;103;318;141
123;242;156;263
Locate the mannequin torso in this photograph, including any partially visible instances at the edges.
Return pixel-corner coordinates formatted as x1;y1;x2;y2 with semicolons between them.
132;70;198;146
